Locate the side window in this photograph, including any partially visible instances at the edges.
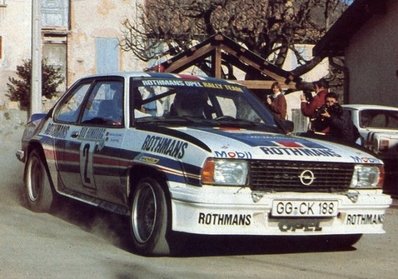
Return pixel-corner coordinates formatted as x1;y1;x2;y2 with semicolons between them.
41;0;69;27
81;81;124;126
360;111;371;128
387;112;398;129
54;83;91;123
369;113;386;128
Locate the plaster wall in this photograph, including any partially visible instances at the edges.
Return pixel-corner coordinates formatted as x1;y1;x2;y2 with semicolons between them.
68;0;145;85
0;0;146;107
282;44;329;83
0;0;32;105
345;0;398;106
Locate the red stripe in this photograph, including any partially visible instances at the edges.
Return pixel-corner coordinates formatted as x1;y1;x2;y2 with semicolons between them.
93;156;123;166
276;141;303;148
177;74;201;80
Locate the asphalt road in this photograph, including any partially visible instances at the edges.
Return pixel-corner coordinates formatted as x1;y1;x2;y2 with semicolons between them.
1;115;397;279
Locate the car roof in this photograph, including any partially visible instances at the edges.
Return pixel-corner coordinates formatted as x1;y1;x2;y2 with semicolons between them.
342;104;398;111
78;71;240;84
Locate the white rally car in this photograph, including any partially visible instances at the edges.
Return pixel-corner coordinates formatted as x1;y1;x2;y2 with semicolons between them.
343;104;398;196
17;72;392;255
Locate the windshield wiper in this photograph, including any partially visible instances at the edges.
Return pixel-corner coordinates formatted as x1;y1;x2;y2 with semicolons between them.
134;116;278;131
135;116;209;126
213;117;262;127
213;118;282;132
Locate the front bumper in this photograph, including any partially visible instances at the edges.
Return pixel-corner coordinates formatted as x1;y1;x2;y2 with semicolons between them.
169;184;392;236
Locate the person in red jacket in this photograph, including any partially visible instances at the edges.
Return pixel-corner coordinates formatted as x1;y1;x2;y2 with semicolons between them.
300;78;329;133
266;81;287;120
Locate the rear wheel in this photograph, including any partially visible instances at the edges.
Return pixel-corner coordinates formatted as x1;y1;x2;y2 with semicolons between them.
25;149;54;212
130;177;171;256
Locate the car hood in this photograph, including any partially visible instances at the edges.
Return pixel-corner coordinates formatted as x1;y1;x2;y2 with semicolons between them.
172;127;382;164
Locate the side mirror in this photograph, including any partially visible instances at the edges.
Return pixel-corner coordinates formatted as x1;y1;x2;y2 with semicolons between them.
29;113;48;123
274;116;294;134
281;120;294;133
273;117;294;134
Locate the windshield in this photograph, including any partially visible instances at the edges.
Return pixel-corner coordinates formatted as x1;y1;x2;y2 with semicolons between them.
130;77;279;131
359;109;398;129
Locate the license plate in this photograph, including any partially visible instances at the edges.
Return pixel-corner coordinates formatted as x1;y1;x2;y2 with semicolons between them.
271;200;338;217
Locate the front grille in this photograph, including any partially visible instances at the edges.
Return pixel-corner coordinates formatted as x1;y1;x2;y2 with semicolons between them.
249;160;354;192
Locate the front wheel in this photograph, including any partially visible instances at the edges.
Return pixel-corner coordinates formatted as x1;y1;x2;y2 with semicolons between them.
130;177;171;256
24;149;55;212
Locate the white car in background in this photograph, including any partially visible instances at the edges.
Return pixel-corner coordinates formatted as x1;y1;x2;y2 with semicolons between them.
343;104;398;196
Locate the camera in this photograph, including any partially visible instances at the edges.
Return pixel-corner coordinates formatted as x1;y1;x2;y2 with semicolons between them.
315;103;342;120
303;90;313;102
315;105;328;121
311;103;343;132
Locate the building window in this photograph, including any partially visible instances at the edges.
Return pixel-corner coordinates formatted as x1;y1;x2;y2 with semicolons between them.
96;38;119;74
0;0;6;7
41;0;69;28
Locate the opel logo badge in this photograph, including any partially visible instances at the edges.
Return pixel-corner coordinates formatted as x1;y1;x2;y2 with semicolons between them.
298;170;315;185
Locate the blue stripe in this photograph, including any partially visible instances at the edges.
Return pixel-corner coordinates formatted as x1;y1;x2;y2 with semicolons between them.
45;136;202;185
196;128;328;149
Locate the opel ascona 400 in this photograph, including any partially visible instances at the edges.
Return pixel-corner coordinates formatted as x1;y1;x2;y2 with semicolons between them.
17;72;392;255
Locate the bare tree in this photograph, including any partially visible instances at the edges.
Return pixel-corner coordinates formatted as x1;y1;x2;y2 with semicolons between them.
120;0;349;77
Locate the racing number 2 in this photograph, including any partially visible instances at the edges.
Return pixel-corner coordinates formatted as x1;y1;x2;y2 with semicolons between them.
80;142;95;188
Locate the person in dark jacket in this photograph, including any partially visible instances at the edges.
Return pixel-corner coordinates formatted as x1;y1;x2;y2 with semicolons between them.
315;92;360;145
266;81;287;120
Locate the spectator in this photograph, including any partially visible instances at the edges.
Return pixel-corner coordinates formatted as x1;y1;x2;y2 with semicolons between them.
300;78;329;133
313;92;360;144
266;81;287;120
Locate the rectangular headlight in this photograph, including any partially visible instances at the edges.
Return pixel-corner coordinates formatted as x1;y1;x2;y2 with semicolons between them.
201;158;248;186
350;165;383;188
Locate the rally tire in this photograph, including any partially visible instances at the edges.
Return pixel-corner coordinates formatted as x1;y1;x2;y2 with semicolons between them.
130;177;171;256
25;149;55;212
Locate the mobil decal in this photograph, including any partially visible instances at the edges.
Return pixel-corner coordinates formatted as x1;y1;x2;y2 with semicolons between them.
141;135;188;159
214;150;252;159
260;140;341;158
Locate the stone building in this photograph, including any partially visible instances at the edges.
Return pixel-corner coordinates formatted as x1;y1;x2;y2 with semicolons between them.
1;0;328;122
0;0;144;109
314;0;398;106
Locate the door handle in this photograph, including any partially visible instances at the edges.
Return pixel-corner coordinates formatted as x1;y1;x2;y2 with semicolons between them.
71;131;80;138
